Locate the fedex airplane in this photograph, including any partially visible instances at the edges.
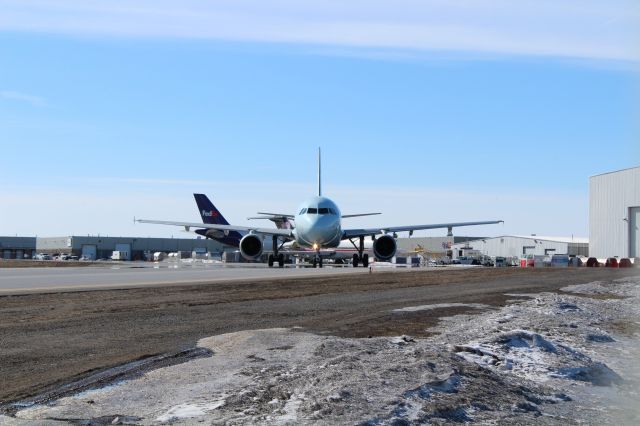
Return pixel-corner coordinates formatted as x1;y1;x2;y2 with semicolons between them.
137;149;503;268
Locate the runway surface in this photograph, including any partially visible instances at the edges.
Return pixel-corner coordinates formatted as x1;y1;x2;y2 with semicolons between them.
0;262;371;294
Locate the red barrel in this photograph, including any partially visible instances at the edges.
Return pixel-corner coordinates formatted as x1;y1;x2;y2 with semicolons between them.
586;257;599;267
619;258;632;268
605;258;619;268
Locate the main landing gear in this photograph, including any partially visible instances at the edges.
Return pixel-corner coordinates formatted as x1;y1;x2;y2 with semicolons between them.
352;253;369;268
268;235;285;268
349;236;370;268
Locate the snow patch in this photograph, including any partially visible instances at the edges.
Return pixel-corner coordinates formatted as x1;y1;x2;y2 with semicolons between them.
156;400;225;423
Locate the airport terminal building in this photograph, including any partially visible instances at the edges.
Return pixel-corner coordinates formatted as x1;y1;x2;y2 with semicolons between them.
589;166;640;259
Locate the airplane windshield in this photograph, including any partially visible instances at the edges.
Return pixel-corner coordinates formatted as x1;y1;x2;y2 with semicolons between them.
299;208;307;215
307;208;318;214
318;208;330;214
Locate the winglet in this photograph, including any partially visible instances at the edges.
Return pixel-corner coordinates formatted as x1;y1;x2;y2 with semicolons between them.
317;147;322;197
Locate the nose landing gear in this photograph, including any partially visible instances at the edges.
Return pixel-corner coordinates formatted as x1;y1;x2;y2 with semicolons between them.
268;236;286;268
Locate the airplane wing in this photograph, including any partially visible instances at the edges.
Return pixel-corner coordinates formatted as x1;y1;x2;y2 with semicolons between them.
342;220;504;239
342;213;381;218
136;219;293;237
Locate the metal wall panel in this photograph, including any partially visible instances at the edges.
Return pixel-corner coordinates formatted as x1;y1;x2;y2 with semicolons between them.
589;167;640;258
630;207;640;258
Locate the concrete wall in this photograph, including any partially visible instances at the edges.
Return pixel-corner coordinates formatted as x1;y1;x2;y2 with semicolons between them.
590;167;640;258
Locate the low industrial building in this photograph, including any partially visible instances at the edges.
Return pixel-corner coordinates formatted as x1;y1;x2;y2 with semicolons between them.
450;235;589;259
589;166;640;259
0;236;36;259
36;236;226;260
396;236;483;257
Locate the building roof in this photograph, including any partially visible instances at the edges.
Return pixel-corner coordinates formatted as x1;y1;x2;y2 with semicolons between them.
589;166;640;179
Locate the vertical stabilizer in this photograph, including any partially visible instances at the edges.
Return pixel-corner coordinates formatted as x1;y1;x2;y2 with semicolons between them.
317;147;322;197
194;194;231;225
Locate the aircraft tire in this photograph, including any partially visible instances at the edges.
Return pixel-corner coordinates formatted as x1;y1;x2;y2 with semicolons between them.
362;253;369;268
268;254;274;268
278;253;285;268
352;254;359;268
319;257;323;268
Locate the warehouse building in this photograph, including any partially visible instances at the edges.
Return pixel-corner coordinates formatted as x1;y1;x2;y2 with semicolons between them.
451;235;589;259
0;236;36;259
36;236;226;260
590;166;640;259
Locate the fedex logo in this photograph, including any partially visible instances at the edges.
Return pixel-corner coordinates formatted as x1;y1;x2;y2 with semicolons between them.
202;210;218;217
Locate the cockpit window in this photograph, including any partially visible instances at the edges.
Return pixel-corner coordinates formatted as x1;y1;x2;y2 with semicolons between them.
299;208;307;215
318;208;330;214
307;208;318;214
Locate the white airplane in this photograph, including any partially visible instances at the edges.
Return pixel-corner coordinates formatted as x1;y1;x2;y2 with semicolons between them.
137;149;503;268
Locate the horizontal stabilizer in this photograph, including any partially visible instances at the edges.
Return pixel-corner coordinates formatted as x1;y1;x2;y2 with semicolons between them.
256;212;295;219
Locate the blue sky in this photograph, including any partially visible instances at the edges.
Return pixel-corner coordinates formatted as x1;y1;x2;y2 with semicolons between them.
0;1;638;238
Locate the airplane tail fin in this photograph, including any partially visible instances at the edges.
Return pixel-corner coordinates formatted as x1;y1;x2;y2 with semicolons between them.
193;194;231;225
317;147;322;197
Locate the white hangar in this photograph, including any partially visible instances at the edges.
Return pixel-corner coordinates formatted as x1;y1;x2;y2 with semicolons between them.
451;235;589;259
589;167;640;259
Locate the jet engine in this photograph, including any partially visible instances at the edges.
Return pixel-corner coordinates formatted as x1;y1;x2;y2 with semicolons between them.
373;234;397;261
239;234;263;260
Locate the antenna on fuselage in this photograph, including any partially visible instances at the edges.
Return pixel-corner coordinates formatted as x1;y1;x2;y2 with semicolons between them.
317;147;322;197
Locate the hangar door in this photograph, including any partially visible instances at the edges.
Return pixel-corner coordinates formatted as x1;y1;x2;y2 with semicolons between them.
631;207;640;258
81;245;97;260
115;243;131;261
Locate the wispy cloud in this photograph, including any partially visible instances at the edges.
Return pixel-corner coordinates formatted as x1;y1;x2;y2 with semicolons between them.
0;0;637;63
0;90;46;107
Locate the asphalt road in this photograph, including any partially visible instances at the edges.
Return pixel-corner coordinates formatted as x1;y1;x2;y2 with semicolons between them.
1;267;637;406
0;262;370;294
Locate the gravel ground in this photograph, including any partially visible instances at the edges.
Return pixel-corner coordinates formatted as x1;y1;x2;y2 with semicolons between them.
1;268;638;424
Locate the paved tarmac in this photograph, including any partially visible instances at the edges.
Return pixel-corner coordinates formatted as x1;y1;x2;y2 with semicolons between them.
0;262;372;294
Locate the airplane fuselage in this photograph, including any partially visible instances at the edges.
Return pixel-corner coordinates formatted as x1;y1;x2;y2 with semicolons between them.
292;196;342;249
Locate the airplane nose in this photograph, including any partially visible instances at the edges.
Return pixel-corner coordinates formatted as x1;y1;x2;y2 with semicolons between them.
305;216;335;245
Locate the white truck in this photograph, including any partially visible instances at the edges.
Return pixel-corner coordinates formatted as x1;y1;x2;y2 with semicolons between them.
111;250;129;261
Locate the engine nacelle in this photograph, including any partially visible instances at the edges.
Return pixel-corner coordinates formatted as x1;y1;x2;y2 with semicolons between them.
239;234;263;260
373;234;397;261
